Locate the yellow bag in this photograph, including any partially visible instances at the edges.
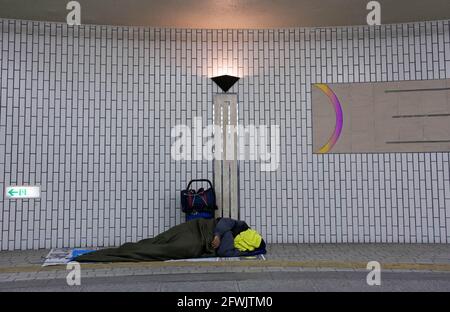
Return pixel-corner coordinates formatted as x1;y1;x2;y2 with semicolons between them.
234;229;262;252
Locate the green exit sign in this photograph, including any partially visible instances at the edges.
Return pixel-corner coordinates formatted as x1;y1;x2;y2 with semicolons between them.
5;186;40;199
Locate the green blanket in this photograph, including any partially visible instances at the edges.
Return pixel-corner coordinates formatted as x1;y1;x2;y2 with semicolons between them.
74;218;217;262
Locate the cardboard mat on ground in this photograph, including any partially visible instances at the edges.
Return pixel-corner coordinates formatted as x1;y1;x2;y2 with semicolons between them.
43;248;266;266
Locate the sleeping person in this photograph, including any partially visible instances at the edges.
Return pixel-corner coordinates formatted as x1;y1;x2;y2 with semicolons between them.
74;217;266;262
212;218;266;257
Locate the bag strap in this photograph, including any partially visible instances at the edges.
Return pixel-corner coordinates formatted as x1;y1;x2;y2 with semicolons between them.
200;192;209;208
187;179;214;190
187;193;194;210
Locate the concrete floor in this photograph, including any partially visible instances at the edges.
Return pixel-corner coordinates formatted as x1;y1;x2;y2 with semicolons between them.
1;244;450;292
1;270;450;292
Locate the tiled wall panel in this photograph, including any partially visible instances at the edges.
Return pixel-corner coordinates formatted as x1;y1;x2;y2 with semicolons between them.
0;19;449;250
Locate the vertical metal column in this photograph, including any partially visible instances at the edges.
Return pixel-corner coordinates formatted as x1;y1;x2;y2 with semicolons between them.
213;94;239;220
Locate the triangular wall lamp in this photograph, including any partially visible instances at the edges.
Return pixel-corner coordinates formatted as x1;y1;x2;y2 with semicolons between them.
211;75;240;93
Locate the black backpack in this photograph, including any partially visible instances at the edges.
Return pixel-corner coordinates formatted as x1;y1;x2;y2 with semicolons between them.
181;179;217;214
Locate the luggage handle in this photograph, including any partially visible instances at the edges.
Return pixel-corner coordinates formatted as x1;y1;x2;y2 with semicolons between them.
187;179;214;191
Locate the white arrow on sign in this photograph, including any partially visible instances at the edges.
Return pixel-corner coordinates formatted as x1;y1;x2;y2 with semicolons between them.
5;186;40;199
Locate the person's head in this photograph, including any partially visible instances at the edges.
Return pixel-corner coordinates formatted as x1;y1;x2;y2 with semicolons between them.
233;229;263;252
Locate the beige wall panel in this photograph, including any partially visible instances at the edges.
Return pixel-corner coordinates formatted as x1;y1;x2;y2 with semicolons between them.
312;79;450;153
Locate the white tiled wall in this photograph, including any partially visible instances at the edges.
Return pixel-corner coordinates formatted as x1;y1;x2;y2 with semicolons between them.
0;19;449;250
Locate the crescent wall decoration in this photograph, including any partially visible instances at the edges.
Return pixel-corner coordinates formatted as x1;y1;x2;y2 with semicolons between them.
313;84;344;153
